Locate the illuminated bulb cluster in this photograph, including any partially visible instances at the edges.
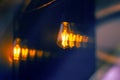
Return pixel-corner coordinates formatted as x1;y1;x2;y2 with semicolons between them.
57;21;89;49
13;38;50;61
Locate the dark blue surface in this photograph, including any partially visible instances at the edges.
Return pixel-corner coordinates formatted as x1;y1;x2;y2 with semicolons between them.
13;0;95;80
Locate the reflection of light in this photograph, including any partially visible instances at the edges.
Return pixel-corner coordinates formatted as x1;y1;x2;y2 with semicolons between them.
8;56;13;66
82;36;89;47
83;36;89;43
37;50;43;58
68;32;76;48
76;34;81;48
44;52;50;58
57;21;89;49
21;48;28;60
13;44;21;61
29;49;36;58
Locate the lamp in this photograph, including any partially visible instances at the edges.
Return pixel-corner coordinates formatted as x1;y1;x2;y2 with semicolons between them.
57;21;89;49
21;47;28;61
57;21;71;49
13;38;21;61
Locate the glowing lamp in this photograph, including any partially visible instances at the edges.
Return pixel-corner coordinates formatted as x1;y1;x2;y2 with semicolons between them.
13;44;21;61
37;50;43;58
57;21;71;49
13;38;21;61
29;49;36;59
21;48;28;61
57;22;89;49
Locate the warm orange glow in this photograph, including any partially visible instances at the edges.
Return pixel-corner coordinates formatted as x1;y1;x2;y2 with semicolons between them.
29;49;36;58
57;21;89;49
13;44;21;61
76;34;81;48
57;21;71;49
61;29;69;48
8;56;13;66
83;36;89;43
82;36;89;47
79;35;83;42
37;50;43;58
68;33;76;48
21;48;28;60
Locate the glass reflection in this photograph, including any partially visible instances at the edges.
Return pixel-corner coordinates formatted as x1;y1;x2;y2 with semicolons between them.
57;21;89;49
37;50;43;58
29;49;36;59
21;48;28;61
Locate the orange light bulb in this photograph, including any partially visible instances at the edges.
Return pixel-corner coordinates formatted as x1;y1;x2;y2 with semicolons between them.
57;21;71;49
21;48;28;61
13;44;21;61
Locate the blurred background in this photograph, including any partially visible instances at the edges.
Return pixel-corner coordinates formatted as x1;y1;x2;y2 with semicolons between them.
0;0;120;80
